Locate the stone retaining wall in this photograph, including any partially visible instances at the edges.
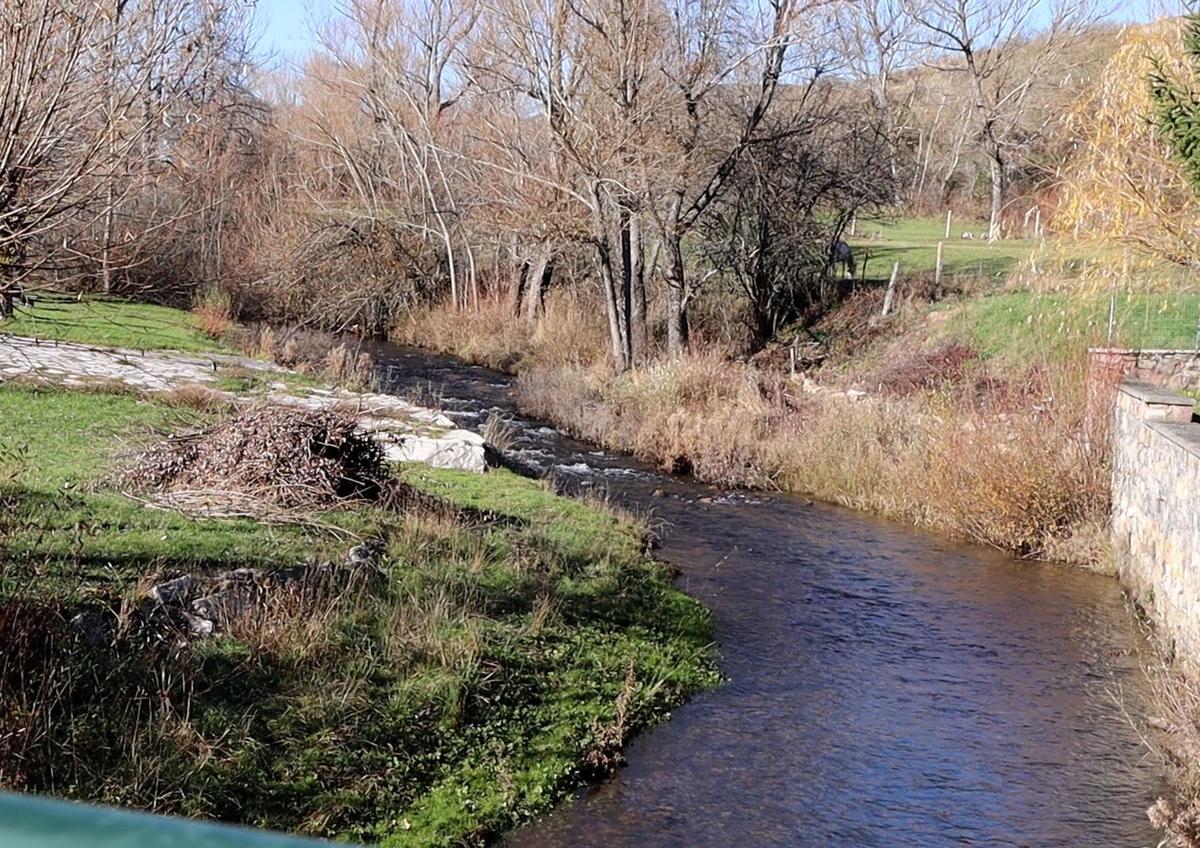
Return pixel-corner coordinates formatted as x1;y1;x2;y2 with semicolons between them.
1090;348;1200;392
1111;379;1200;662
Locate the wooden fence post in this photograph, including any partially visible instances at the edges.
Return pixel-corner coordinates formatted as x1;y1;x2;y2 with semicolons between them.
944;210;952;239
934;241;944;288
882;262;900;317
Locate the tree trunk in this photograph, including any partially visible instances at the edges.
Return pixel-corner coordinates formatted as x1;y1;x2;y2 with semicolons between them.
665;235;688;356
466;243;479;309
629;212;646;366
509;255;527;317
619;208;634;366
523;246;553;323
988;152;1004;242
598;241;629;374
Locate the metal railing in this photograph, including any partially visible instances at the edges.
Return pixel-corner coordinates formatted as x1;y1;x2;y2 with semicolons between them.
0;792;347;848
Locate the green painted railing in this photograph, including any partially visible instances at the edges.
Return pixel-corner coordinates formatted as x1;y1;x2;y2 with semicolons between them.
0;792;348;847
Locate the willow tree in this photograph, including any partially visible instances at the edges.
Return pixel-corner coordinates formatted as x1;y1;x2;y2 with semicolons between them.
1057;20;1200;268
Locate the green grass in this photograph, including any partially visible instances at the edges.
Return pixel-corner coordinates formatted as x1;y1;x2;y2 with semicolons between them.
938;290;1200;365
824;216;1199;370
0;385;378;595
213;364;324;396
0;384;716;846
849;216;1042;283
0;295;230;352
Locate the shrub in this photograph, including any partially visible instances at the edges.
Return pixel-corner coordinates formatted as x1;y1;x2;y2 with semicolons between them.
394;290;607;373
191;288;234;340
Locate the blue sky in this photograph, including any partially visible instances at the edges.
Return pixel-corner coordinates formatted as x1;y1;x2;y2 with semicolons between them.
254;0;1167;63
255;0;335;62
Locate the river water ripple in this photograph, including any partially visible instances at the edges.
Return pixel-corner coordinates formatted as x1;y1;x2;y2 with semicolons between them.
372;345;1164;848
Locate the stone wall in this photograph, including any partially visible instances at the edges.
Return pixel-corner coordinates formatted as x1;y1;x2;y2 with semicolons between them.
1111;379;1200;662
1090;348;1200;392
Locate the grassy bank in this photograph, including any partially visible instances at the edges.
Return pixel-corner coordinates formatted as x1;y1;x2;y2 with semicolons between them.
1;295;233;353
849;216;1043;284
0;383;716;845
514;351;1109;566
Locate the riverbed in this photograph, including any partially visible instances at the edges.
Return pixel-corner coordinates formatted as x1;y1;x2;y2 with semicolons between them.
374;345;1165;848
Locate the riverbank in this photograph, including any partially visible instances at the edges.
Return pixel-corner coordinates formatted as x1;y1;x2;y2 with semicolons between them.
393;290;1113;568
370;338;1166;847
0;312;717;845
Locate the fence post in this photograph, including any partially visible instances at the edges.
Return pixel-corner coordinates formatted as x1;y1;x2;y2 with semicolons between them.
944;210;952;239
882;262;900;317
1107;288;1117;344
934;241;944;288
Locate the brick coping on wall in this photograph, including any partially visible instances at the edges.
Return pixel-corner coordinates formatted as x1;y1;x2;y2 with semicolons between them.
1120;377;1196;409
1119;378;1200;462
1149;420;1200;456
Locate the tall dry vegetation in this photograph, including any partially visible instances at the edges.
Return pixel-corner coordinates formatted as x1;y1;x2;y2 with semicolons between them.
0;1;259;311
516;347;1110;565
1;0;1122;358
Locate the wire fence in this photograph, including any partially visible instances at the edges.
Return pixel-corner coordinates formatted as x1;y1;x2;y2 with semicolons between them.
1093;290;1200;350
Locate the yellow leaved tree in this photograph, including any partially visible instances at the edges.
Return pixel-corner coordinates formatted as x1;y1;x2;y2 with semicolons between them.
1057;19;1200;272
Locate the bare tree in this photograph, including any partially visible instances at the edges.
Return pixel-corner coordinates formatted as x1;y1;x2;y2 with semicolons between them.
474;0;670;372
839;0;921;201
700;98;894;347
0;0;257;313
652;0;824;355
912;0;1096;240
308;0;481;309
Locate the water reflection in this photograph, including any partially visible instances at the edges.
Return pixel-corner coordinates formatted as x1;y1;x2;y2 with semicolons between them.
371;346;1164;848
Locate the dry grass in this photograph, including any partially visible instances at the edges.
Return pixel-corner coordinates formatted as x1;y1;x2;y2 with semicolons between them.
233;323;376;390
323;344;375;391
157;383;232;412
518;352;1110;566
191;288;235;341
399;289;1114;567
192;305;232;341
1146;665;1200;847
482;413;523;452
394;290;607;373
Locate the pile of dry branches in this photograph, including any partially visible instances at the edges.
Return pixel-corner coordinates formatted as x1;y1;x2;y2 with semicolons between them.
127;406;389;510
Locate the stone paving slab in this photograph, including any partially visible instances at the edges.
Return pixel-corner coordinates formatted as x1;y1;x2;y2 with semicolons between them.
0;333;491;473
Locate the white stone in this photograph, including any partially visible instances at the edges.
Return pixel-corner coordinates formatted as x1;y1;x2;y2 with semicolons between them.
382;429;489;473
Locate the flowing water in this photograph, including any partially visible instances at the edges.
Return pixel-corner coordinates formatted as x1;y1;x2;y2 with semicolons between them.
373;344;1165;848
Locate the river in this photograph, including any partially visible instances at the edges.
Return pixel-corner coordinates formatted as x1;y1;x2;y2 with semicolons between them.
373;344;1165;848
